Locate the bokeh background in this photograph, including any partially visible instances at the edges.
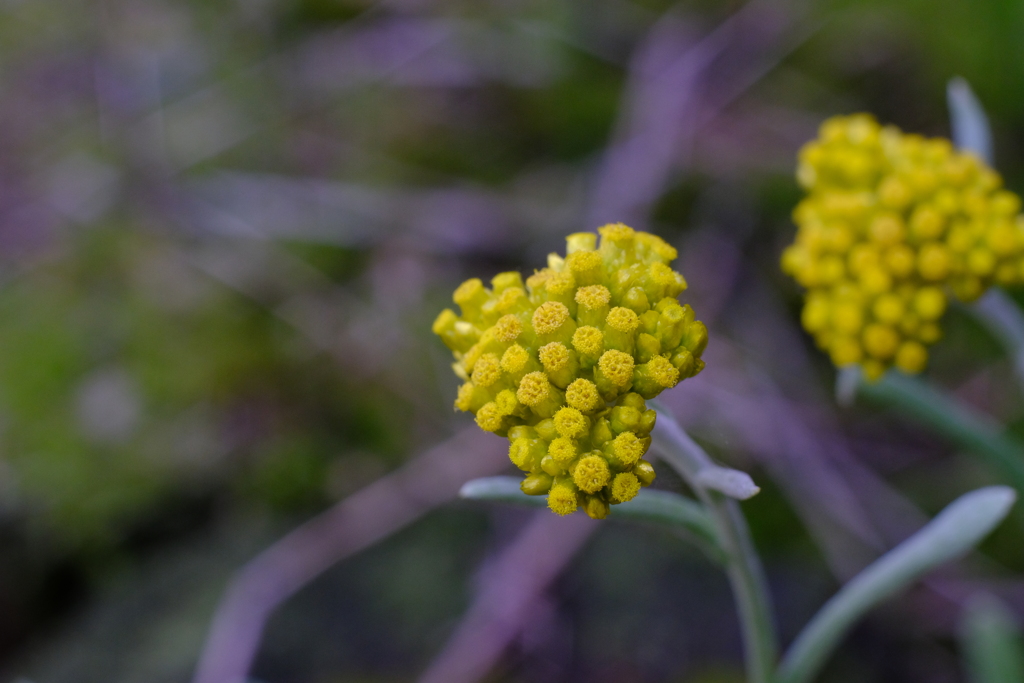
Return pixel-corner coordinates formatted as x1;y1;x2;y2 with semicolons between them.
1;0;1024;681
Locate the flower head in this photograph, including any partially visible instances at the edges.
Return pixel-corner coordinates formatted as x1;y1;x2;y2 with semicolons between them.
782;114;1024;380
434;226;706;517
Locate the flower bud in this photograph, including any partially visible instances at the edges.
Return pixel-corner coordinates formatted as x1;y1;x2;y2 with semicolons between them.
435;227;704;517
783;113;1024;379
521;472;554;496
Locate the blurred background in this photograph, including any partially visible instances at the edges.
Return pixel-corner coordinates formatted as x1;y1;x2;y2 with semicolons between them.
0;0;1023;681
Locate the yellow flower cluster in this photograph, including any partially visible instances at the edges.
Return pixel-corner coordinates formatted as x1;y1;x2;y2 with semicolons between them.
782;114;1024;380
433;225;707;518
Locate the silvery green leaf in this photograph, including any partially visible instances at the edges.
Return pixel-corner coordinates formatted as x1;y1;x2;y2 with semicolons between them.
459;476;721;555
948;77;993;164
649;400;761;500
695;466;761;500
778;487;1017;683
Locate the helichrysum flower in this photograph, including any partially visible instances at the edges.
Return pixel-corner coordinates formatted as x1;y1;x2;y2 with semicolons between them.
434;224;707;518
782;113;1024;380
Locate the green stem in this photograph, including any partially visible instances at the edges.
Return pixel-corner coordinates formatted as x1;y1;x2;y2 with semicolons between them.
857;373;1024;497
651;405;778;683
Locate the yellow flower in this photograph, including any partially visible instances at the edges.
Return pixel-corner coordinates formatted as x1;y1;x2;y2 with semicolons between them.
784;114;1024;379
434;225;706;517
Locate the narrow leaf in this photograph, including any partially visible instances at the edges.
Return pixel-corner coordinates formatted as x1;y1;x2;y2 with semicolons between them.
695;466;761;500
948;77;993;163
778;487;1017;683
460;476;721;554
961;594;1024;683
460;476;539;505
649;400;761;501
857;373;1024;498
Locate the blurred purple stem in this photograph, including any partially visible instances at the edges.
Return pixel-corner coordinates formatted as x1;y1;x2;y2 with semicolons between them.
416;512;597;683
588;0;798;228
191;427;506;683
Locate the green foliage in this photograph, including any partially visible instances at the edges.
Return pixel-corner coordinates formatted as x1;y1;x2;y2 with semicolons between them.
512;58;623;162
961;594;1024;683
0;228;380;548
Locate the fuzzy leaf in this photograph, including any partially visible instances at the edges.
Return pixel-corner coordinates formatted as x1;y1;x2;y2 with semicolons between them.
778;487;1016;683
459;476;721;555
948;77;993;164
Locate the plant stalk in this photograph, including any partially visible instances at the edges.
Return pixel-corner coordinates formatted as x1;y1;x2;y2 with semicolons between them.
651;405;778;683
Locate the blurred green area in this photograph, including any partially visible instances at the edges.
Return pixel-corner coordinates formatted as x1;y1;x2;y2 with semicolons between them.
0;0;1021;681
0;227;407;551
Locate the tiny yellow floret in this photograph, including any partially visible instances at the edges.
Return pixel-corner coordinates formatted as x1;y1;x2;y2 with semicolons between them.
918;243;951;280
872;294;905;324
599;223;635;243
566;232;598;252
539;342;570;371
885;244;916;277
533;301;570;335
454;278;484;306
495;389;519;416
913;287;946;320
572;326;604;357
546;270;575;295
606;307;639;333
612;431;645;466
650;262;683;289
567;250;603;276
492;272;524;292
573;455;611;493
863;324;899;360
517;372;551;407
476;402;504;432
494;287;526;313
493;314;522;342
598;350;635;387
830;337;862;366
432;309;458;336
548;484;578;515
553;407;588;438
895;341;928;374
566;378;602;412
611;472;641;503
500;344;530;374
831;302;863;335
525;270;550;291
646;356;679;388
509;438;530;469
455;382;475;412
576;285;611;309
548;437;577;463
471;353;502;387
